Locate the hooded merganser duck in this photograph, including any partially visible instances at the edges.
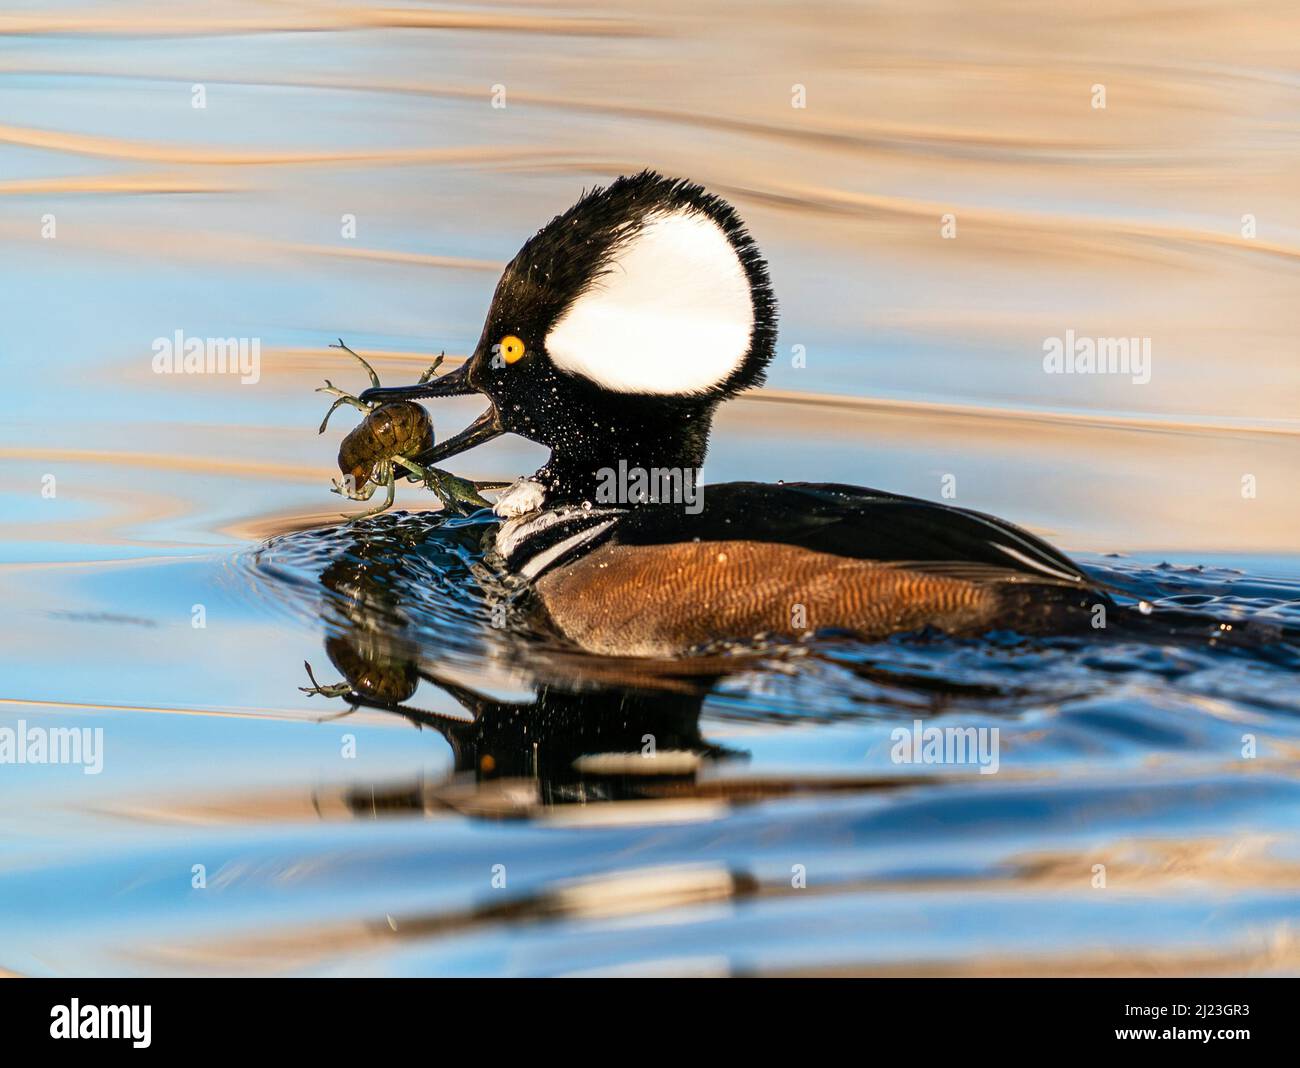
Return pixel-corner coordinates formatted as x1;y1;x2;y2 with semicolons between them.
360;171;1104;657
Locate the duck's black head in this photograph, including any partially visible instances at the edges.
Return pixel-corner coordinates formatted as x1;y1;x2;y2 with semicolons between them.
362;171;778;502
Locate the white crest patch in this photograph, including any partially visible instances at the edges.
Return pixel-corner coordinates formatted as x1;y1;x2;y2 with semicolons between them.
544;208;754;395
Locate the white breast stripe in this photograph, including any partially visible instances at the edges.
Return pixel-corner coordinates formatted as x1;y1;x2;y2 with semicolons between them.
545;208;753;395
519;520;617;579
496;506;624;562
495;510;567;561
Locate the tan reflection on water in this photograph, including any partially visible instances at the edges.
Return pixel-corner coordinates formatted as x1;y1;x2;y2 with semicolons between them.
130;835;1300;977
0;4;649;39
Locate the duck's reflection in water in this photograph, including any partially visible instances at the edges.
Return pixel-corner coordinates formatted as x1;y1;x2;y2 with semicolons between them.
299;519;748;816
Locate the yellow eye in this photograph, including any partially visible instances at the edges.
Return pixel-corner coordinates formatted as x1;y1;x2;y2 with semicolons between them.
500;335;526;365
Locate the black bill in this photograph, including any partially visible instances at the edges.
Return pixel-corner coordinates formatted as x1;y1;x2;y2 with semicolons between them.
413;404;504;466
358;359;477;403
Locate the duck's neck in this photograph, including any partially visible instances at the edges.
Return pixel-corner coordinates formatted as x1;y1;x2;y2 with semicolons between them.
535;407;714;507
